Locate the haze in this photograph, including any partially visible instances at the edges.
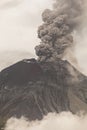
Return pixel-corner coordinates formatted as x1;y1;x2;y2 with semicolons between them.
0;0;87;75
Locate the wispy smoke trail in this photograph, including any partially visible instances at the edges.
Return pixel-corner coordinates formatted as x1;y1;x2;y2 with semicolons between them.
35;0;85;62
4;112;87;130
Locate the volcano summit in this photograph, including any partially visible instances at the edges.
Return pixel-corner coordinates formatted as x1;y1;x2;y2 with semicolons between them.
0;0;87;129
0;58;87;124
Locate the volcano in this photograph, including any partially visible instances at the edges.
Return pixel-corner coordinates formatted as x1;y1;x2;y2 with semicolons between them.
0;59;87;126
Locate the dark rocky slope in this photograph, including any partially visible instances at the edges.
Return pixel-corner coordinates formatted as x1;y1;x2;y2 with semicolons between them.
0;59;87;123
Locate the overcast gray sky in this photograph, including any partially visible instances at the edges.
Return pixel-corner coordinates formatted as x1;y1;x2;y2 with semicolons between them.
0;0;53;53
0;0;87;75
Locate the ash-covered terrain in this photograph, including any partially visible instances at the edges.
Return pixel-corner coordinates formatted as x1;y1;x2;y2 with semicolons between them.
0;58;87;123
0;0;87;129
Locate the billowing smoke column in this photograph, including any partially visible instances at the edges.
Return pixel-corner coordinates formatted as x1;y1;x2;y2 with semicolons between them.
35;0;83;62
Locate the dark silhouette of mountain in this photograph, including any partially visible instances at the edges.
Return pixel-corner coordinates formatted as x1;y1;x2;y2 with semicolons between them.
0;59;87;124
0;50;34;71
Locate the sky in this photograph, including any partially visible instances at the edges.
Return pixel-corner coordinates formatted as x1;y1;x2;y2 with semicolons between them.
0;0;53;70
0;0;87;75
0;1;87;129
0;0;53;53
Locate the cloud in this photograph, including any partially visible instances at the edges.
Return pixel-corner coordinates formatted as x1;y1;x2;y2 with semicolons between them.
35;0;85;62
4;112;87;130
0;0;53;53
0;0;87;75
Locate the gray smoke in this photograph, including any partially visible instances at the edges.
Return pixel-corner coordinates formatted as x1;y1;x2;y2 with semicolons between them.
35;0;84;62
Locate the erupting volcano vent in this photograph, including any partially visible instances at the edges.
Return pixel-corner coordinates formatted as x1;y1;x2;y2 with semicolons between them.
35;0;84;62
0;0;87;129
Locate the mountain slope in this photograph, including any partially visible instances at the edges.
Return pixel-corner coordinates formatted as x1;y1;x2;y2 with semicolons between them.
0;50;34;71
0;59;87;123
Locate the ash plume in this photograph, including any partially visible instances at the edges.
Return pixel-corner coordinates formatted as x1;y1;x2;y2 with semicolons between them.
35;0;84;62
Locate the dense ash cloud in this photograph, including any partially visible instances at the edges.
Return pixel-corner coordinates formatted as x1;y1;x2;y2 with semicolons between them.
35;0;84;62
